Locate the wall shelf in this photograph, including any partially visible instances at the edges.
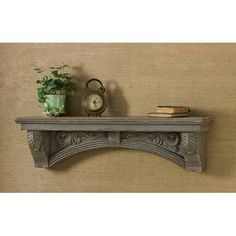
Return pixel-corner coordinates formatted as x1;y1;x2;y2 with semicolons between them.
15;116;213;172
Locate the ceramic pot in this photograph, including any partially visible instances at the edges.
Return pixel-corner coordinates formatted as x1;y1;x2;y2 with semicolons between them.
43;95;66;117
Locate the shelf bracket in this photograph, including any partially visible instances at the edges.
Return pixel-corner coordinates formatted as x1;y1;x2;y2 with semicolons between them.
16;116;213;172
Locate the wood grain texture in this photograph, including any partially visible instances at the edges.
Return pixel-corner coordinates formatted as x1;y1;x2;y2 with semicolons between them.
0;43;236;192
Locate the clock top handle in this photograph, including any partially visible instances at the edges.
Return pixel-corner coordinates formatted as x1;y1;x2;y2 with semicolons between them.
86;78;105;93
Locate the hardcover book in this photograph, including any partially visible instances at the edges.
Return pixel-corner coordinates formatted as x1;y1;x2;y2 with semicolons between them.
155;106;190;114
148;113;188;117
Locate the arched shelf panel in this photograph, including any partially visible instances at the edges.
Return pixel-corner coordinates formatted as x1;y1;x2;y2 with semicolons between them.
49;140;186;168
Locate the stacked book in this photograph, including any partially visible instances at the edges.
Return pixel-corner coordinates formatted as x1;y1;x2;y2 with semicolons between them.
148;106;190;117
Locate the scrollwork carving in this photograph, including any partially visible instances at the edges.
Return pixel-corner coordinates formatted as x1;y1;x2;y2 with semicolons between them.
148;133;180;147
121;132;180;151
56;131;108;148
27;131;43;151
56;132;82;147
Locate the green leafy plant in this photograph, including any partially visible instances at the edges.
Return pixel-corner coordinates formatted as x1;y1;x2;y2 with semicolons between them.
34;63;76;104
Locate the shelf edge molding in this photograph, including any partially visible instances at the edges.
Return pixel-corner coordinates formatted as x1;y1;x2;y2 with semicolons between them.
16;116;213;172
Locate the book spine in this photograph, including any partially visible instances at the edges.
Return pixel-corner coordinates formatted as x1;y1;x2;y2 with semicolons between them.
155;107;190;114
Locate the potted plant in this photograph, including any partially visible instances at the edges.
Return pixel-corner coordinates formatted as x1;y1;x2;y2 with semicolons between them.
34;63;76;116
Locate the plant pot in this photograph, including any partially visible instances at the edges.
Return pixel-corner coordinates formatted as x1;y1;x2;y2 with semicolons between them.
43;95;66;117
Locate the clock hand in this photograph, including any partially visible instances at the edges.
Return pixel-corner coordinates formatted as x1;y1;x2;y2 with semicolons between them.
93;97;99;104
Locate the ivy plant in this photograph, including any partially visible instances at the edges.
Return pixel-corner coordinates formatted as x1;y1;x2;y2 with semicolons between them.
34;63;76;104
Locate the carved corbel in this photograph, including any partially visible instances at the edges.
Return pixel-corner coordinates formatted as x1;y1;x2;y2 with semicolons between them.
27;131;49;168
179;132;206;172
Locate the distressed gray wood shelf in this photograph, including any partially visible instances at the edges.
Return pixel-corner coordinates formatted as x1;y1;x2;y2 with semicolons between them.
15;116;213;172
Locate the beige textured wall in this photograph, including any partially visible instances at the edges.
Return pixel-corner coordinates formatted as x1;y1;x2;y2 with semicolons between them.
0;43;236;192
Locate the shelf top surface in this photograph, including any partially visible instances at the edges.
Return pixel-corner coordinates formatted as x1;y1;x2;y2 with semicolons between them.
15;116;213;125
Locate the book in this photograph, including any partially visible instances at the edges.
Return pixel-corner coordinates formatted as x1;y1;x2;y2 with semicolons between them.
155;106;190;114
148;112;188;118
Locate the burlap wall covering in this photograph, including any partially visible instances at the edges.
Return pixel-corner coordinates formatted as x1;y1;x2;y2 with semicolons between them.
0;43;235;192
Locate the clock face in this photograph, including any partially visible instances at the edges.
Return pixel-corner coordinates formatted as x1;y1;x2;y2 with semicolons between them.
86;94;103;111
